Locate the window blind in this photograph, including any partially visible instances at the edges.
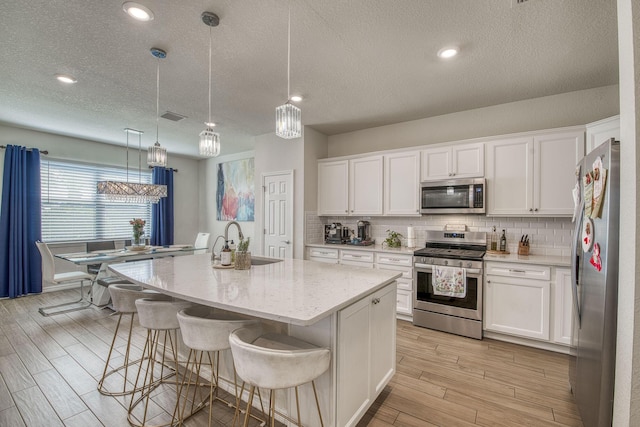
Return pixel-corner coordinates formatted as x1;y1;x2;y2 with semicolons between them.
41;159;152;242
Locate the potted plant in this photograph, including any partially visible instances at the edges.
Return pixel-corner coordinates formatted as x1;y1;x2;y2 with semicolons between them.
234;237;251;270
383;229;403;248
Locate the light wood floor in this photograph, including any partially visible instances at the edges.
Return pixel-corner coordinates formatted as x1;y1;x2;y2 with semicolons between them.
0;289;583;426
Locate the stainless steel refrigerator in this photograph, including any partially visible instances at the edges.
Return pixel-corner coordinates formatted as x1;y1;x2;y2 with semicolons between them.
569;139;619;427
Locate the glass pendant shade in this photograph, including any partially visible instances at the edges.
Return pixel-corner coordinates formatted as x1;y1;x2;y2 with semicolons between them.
276;102;302;139
199;128;220;157
147;141;167;167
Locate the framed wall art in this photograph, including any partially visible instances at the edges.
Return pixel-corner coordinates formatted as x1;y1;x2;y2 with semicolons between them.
216;158;255;221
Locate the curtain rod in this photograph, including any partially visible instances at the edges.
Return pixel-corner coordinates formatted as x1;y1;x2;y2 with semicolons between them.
0;145;49;155
148;166;178;173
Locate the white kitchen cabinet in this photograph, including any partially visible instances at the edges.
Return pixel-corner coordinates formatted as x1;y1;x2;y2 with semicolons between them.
376;253;414;318
317;156;383;216
553;268;573;345
384;151;420;216
586;115;619;154
485;128;584;216
318;160;349;215
349;156;383;215
340;249;374;267
485;262;551;341
421;142;484;181
337;282;396;427
306;247;339;264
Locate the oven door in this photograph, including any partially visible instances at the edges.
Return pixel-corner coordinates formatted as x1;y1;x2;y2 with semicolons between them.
414;263;483;320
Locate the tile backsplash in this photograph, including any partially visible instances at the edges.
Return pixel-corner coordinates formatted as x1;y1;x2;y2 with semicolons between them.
305;212;573;257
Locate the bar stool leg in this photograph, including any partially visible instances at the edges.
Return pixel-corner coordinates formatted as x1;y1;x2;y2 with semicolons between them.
312;380;325;427
242;386;256;427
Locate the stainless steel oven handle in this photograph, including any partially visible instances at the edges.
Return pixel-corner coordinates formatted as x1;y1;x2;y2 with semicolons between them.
414;264;482;275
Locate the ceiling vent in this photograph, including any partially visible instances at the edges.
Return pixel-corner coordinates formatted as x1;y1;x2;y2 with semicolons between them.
160;111;187;122
512;0;529;4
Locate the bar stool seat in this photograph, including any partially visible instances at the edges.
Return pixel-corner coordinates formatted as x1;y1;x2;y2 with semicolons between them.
98;284;169;396
128;298;192;427
176;306;258;426
229;326;331;427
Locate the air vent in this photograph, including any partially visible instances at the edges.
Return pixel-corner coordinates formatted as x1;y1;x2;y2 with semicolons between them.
513;0;529;4
160;111;187;122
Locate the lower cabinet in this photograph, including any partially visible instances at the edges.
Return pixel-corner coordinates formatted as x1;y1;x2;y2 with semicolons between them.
484;262;573;350
307;247;339;264
337;282;396;427
485;273;550;340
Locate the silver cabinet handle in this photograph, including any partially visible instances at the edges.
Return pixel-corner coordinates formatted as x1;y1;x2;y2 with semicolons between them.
529;208;533;212
509;269;527;274
534;208;539;212
372;297;380;305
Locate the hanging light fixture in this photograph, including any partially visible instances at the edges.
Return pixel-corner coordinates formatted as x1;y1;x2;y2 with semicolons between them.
199;11;221;157
275;2;301;139
147;47;168;167
97;128;168;203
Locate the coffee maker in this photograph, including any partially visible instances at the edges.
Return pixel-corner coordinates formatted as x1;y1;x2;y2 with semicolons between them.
357;220;371;242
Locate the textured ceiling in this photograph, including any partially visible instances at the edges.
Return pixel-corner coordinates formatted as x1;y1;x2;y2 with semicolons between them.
0;0;618;158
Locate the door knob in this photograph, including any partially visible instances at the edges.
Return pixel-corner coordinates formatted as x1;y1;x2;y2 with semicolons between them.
282;240;290;244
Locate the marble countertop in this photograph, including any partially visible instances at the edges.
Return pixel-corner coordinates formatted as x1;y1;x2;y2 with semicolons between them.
306;242;416;256
484;252;571;267
109;254;401;326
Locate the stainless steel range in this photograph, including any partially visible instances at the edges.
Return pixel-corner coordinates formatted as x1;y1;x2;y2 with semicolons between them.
413;230;486;339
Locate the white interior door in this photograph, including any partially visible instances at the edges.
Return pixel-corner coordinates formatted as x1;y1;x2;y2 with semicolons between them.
262;171;293;259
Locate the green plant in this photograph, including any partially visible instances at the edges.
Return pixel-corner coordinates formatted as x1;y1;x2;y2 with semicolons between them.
384;229;403;248
237;237;251;252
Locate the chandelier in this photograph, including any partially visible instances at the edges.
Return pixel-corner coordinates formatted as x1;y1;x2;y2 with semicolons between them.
147;47;168;167
275;2;302;139
199;12;221;157
97;128;167;203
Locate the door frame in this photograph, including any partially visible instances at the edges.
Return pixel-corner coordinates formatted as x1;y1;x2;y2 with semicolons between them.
261;170;294;258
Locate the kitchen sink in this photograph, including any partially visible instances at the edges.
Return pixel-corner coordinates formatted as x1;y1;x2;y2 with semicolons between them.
250;257;282;266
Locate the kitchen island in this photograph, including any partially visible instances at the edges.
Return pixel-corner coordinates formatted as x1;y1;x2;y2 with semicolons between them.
109;254;401;427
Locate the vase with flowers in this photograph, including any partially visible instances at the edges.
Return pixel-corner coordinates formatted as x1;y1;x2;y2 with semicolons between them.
130;218;146;249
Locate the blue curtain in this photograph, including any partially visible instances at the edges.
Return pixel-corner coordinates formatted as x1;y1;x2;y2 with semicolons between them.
0;145;42;298
151;167;174;246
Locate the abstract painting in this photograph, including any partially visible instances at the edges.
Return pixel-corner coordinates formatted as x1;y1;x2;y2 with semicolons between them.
216;158;255;221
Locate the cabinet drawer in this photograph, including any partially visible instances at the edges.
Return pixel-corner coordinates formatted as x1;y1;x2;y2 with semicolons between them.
340;259;374;268
308;247;339;259
396;278;413;291
309;257;339;264
485;262;550;281
396;289;412;315
341;250;374;263
377;263;413;280
375;253;413;267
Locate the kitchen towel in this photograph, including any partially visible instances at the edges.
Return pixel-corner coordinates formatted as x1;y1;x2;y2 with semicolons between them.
433;265;467;298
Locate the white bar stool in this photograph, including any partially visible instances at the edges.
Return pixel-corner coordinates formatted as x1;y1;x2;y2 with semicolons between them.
129;298;192;427
229;325;331;427
176;306;258;426
97;284;170;396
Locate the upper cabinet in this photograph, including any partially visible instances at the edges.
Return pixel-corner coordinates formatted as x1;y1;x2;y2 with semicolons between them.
384;151;420;216
586;115;619;154
318;156;383;216
485;129;584;216
421;142;484;181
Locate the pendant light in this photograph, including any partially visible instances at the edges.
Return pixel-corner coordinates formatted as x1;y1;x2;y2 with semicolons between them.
97;128;167;203
199;12;221;157
275;2;301;139
147;47;168;167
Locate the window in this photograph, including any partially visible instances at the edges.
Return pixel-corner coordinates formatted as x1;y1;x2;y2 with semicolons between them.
41;159;152;242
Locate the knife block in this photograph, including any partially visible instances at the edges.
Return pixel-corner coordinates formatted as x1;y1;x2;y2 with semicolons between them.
518;242;530;256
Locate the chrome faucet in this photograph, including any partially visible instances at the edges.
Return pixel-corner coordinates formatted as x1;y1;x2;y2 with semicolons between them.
224;221;244;242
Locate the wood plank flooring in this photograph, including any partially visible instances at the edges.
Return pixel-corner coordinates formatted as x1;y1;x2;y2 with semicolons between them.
0;289;583;426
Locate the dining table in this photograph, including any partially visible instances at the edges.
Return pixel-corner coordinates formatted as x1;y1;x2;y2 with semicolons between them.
55;244;205;306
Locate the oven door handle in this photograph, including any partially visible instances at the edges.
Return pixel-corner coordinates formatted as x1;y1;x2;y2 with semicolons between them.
414;264;482;275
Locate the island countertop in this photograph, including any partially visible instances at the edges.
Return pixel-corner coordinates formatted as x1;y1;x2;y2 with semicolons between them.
109;254;401;327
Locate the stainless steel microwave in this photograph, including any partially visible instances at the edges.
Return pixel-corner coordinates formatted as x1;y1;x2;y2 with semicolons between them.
420;178;485;214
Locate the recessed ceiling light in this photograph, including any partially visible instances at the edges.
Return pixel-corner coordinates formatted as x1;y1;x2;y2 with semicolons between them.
290;95;303;102
122;2;154;21
437;46;459;59
205;122;216;127
55;74;77;84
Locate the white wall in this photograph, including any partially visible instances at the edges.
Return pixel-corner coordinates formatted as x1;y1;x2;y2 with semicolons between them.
0;124;200;245
613;0;640;424
327;85;619;157
199;150;256;255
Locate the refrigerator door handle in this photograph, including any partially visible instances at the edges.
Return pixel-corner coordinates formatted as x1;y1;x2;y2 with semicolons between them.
571;200;585;327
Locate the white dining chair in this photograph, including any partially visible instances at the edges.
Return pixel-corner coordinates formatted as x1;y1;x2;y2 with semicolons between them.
194;232;210;254
36;241;95;316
